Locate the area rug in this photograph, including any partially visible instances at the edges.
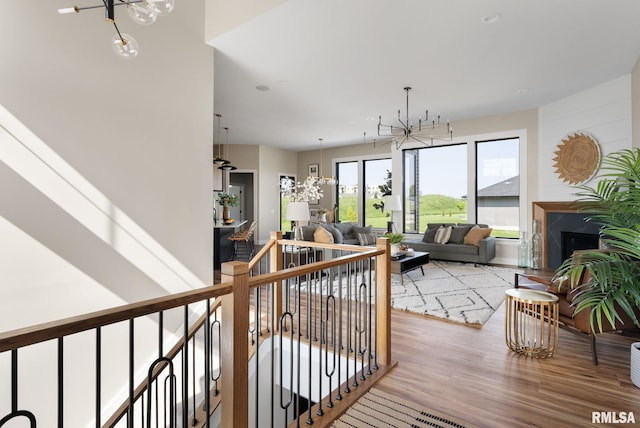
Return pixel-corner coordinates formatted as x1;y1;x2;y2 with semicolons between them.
333;387;477;428
391;261;521;327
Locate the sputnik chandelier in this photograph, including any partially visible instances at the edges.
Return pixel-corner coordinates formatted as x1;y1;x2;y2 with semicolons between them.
376;86;453;149
58;0;175;59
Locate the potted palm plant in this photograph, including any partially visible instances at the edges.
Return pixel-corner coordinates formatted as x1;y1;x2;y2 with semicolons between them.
554;148;640;334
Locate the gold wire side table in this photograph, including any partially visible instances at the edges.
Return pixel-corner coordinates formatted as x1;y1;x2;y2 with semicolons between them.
505;288;559;359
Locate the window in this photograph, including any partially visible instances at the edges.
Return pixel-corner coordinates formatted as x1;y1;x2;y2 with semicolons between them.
280;174;294;233
404;144;468;233
336;162;358;223
476;138;520;238
364;158;392;228
335;157;392;227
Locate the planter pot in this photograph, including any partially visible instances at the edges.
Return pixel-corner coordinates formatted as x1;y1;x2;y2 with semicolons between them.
631;342;640;388
390;244;401;256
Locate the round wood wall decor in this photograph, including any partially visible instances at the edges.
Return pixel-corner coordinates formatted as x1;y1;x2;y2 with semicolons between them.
553;133;600;185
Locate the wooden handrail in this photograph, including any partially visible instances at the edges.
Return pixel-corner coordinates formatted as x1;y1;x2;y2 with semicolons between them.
249;248;383;288
0;282;232;352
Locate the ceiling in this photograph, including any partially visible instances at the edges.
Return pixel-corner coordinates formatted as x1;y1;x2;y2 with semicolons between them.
211;0;640;152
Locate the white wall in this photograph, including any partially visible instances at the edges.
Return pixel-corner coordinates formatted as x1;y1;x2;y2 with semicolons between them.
538;75;633;201
259;145;298;242
0;1;213;319
0;2;213;425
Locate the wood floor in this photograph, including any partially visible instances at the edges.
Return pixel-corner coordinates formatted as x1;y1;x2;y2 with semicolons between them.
376;305;640;428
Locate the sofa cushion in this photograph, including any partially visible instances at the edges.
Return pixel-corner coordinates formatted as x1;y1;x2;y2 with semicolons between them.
343;238;360;245
333;222;355;240
434;226;452;244
321;224;344;244
463;226;493;246
353;225;374;235
301;225;317;241
314;226;334;243
357;232;377;246
448;224;473;244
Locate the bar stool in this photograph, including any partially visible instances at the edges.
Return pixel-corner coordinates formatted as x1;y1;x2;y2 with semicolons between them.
228;220;257;261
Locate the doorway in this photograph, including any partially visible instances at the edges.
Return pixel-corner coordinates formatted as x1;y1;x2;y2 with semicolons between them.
229;171;255;227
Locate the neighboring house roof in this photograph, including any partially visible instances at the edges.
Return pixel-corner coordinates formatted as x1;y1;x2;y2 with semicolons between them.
477;175;520;198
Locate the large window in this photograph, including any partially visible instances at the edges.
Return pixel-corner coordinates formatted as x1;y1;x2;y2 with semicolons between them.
364;158;392;228
403;137;520;237
336;157;392;228
476;138;520;238
337;162;358;223
280;174;294;233
404;144;468;233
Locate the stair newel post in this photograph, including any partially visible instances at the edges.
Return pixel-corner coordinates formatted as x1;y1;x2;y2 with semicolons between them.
375;237;392;366
220;261;250;428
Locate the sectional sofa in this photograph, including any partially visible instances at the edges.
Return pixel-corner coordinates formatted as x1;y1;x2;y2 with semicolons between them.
403;223;496;265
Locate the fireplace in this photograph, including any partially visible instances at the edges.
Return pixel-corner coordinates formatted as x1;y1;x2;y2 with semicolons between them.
532;202;602;270
561;231;600;264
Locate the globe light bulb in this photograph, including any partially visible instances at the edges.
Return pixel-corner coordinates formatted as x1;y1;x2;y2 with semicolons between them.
112;33;139;58
127;2;158;25
148;0;174;16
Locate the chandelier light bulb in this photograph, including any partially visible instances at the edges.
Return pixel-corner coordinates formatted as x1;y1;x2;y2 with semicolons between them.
147;0;174;16
111;33;139;58
127;2;158;25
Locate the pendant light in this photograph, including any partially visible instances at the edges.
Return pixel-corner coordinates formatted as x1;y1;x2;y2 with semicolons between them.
218;127;237;171
212;113;230;166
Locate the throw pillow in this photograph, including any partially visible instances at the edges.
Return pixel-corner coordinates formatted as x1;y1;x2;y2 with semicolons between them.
357;232;377;246
463;226;493;246
448;224;473;244
314;226;334;244
352;225;374;235
321;224;344;244
423;227;439;243
434;226;452;244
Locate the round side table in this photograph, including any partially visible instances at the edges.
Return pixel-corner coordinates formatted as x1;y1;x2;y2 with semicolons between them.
505;288;559;359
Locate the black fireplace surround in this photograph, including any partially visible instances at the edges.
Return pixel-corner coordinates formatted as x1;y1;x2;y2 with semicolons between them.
546;212;601;269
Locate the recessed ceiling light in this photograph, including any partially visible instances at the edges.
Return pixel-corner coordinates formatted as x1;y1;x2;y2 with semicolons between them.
481;13;501;24
277;80;289;85
256;85;270;91
516;88;529;95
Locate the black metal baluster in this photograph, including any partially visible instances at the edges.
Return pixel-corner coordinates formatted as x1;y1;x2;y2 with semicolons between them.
344;267;351;394
209;310;221;396
182;306;189;428
0;350;37;426
58;337;63;428
367;264;373;376
279;312;294;426
324;294;336;409
254;288;260;428
336;272;343;401
129;319;135;428
204;299;211;428
191;335;197;426
96;327;101;428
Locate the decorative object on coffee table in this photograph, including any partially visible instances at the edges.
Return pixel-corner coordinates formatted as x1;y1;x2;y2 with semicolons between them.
553;132;600;185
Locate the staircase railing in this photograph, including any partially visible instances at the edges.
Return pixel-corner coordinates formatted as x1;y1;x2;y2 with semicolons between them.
0;232;393;427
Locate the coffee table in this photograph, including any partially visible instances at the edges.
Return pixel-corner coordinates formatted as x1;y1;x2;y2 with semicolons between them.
390;251;429;284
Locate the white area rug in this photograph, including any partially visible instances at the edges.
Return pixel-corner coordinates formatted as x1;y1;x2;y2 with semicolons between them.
391;261;521;327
